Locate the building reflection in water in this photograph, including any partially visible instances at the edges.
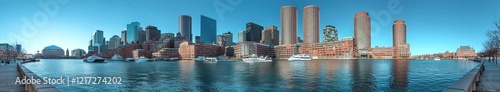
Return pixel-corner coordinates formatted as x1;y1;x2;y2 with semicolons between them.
349;59;376;91
390;59;409;91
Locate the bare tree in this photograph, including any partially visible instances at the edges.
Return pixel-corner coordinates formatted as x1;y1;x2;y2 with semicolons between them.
483;19;500;63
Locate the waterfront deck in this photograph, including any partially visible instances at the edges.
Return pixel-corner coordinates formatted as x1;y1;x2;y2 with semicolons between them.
0;61;25;92
476;61;500;91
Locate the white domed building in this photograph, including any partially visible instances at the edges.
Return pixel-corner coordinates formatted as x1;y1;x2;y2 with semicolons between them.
42;45;64;58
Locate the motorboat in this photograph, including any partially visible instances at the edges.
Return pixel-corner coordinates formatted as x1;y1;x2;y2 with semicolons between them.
216;56;230;61
288;54;312;61
205;57;218;63
125;58;135;61
166;57;180;61
242;54;272;62
111;54;124;61
434;58;441;60
84;55;105;62
194;56;206;62
135;56;149;62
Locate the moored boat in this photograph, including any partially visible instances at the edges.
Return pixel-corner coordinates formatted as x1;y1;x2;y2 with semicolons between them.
288;54;312;61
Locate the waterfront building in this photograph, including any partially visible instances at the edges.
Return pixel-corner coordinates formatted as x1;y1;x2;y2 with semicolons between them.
260;26;279;46
354;12;371;57
145;25;161;41
299;36;357;59
303;5;320;44
126;22;142;44
392;20;411;58
152;48;179;59
178;42;223;59
109;35;121;49
132;49;151;58
281;5;297;44
92;30;105;53
71;49;86;58
234;41;274;59
245;22;264;42
42;45;64;58
455;45;477;58
323;25;338;42
224;46;235;57
179;15;192;42
443;51;453;58
200;15;217;44
371;46;393;59
274;44;300;59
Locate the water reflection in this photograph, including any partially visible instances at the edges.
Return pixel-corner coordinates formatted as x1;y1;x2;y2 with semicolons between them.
22;59;477;91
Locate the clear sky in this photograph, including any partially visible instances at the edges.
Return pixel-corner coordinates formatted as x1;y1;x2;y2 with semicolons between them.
1;0;499;55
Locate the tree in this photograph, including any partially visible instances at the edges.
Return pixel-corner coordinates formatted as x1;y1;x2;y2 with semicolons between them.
483;19;500;63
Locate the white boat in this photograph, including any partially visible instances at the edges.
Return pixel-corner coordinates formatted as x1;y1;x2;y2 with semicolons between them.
125;58;135;61
84;55;105;62
166;57;179;61
242;54;272;62
111;54;124;61
288;54;312;61
217;56;230;61
136;56;149;62
194;56;206;62
205;57;218;62
434;58;441;60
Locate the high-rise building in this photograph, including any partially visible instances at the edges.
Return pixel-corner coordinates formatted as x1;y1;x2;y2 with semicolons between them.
238;30;246;42
139;28;146;44
393;20;406;46
66;48;69;57
179;15;192;42
354;12;371;56
92;30;105;53
145;25;161;41
245;22;263;42
217;35;226;46
109;35;121;49
121;30;126;45
200;15;217;44
303;5;320;44
222;32;233;46
323;25;338;42
126;22;141;44
260;26;279;46
281;5;297;44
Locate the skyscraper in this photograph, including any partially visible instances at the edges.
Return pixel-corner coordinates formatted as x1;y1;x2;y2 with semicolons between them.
245;22;263;42
393;20;406;46
281;5;297;44
323;25;338;42
200;15;217;44
121;30;126;45
179;15;192;42
126;22;141;44
109;35;121;49
303;5;320;44
260;26;279;46
222;32;233;46
145;25;161;41
354;12;371;55
92;30;104;53
238;30;246;42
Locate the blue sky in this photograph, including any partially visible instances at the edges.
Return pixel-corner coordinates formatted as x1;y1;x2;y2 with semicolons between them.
0;0;499;55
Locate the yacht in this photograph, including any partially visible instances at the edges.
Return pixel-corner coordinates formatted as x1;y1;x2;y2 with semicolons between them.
111;54;124;61
205;57;218;63
216;56;230;61
288;54;312;61
242;54;272;62
194;56;206;62
84;55;105;62
136;56;149;62
125;58;135;61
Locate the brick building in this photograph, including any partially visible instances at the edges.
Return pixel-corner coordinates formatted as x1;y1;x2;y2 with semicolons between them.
299;36;357;59
234;41;274;59
178;42;223;59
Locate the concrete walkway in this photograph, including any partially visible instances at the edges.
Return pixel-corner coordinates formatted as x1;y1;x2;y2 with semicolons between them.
0;61;25;92
476;61;500;91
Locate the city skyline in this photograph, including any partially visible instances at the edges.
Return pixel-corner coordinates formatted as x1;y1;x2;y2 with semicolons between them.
1;0;499;55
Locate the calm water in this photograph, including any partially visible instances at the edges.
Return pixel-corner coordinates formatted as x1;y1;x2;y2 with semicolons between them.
23;59;477;91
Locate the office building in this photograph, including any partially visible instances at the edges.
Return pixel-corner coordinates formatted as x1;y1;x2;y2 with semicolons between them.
71;48;86;58
260;26;279;46
179;15;192;42
238;30;246;42
145;25;161;41
354;12;371;57
281;5;297;44
222;32;233;46
245;22;263;42
323;25;338;42
121;30;126;45
200;15;217;44
109;35;121;49
126;22;142;44
303;5;320;43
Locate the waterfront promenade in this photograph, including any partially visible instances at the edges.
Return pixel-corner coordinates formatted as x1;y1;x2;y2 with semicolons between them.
0;61;25;92
477;61;500;91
